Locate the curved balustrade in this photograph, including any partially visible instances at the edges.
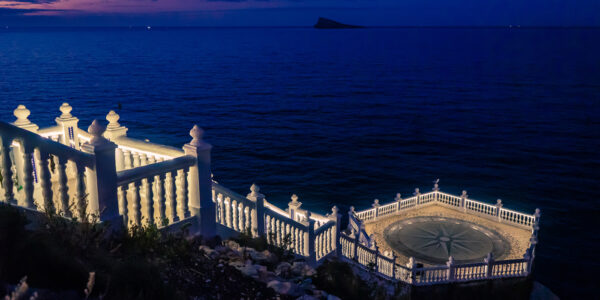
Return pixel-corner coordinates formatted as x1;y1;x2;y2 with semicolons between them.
116;155;196;227
0;121;93;218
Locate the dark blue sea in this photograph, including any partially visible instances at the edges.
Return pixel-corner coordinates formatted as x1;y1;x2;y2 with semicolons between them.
0;27;598;298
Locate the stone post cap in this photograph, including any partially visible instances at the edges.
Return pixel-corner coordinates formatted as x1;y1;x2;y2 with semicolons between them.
496;199;503;207
534;208;541;217
13;104;32;125
484;252;494;263
331;205;339;215
189;125;205;147
447;256;454;266
433;178;440;191
291;194;299;203
414;188;420;196
88;119;107;145
247;183;264;200
461;190;468;198
395;193;402;201
106;110;120;129
372;199;380;207
59;102;73;119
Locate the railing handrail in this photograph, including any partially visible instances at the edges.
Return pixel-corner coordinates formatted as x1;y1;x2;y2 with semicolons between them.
314;220;335;236
264;208;309;230
117;155;196;186
0;121;93;166
112;136;185;159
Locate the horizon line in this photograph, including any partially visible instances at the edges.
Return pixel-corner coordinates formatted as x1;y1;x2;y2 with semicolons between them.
3;25;600;29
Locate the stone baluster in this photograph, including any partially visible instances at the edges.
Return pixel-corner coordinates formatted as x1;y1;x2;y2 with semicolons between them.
74;163;87;219
143;176;154;226
114;148;124;171
247;183;265;237
230;200;237;231
391;253;397;279
132;152;140;168
167;171;178;223
496;199;503;221
20;141;35;209
80;120;119;224
38;152;54;213
130;181;141;226
373;241;379;272
0;137;15;203
446;256;455;282
288;194;301;221
239;204;246;232
139;153;148;166
117;186;128;225
183;125;214;237
123;150;132;170
224;197;231;228
56;156;71;217
176;168;190;219
155;174;166;226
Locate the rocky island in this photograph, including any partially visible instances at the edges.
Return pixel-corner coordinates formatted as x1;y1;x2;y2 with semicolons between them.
314;17;364;29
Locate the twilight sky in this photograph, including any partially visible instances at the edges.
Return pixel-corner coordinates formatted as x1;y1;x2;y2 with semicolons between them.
1;0;599;26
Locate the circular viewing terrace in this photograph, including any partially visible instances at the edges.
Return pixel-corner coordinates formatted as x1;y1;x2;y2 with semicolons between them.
362;196;534;267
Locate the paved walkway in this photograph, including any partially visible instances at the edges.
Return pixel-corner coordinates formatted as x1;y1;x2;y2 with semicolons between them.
364;204;532;266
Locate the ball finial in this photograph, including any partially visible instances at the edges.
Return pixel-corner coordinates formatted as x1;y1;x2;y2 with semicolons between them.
59;103;72;118
250;183;260;193
106;110;120;129
88;119;106;144
291;194;298;203
13;105;31;125
189;125;204;146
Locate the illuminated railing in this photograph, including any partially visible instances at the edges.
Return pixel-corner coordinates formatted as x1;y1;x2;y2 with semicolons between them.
1;103;541;285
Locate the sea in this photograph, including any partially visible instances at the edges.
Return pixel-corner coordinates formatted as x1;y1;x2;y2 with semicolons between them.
0;27;598;298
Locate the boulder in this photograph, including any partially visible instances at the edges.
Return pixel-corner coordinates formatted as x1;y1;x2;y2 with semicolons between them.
291;262;316;277
223;240;242;251
267;280;299;296
275;262;292;277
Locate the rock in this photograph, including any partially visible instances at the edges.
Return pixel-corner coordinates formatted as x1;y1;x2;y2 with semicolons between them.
327;295;342;300
296;295;318;300
237;264;259;278
291;262;317;277
275;262;292;277
223;240;241;251
199;245;216;258
249;250;274;264
267;280;298;295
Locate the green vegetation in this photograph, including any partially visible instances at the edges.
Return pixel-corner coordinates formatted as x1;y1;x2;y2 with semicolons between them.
0;203;274;299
